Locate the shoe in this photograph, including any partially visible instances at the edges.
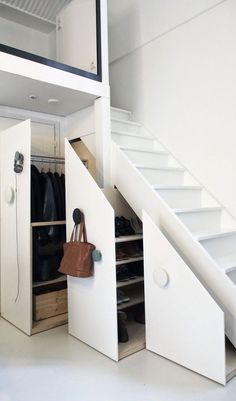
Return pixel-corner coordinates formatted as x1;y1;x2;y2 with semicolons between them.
117;289;130;304
134;311;145;324
116;245;130;261
124;241;143;258
119;216;135;235
115;216;135;236
117;265;138;282
129;260;144;277
116;266;130;282
117;311;129;342
131;217;143;234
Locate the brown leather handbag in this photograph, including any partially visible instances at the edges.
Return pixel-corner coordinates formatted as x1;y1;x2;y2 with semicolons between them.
58;213;95;277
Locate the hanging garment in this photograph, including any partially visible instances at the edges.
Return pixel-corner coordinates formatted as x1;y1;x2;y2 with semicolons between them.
31;165;66;281
61;173;66;220
53;171;64;220
31;165;43;222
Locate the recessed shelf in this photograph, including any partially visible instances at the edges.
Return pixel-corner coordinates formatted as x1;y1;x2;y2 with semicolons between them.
32;312;68;334
117;293;144;310
116;256;143;265
117;277;144;289
31;220;66;227
33;275;67;288
118;319;145;360
115;234;143;243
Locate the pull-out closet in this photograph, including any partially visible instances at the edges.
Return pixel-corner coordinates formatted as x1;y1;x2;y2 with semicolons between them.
65;139;146;361
0;119;68;335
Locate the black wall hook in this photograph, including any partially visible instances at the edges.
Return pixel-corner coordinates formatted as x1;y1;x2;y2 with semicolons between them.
73;208;82;225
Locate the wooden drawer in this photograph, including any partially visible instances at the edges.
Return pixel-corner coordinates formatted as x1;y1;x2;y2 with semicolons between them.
33;289;67;321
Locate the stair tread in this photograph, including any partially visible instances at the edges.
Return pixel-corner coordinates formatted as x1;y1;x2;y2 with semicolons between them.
111;118;142;127
198;230;236;241
215;254;236;272
137;165;185;172
120;146;168;155
111;106;132;115
174;207;222;214
112;130;153;140
154;185;202;190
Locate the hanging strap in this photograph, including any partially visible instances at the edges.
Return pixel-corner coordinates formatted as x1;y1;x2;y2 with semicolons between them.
70;224;79;242
78;212;88;243
69;213;88;243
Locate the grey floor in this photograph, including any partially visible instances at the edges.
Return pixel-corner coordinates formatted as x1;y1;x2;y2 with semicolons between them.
0;318;236;401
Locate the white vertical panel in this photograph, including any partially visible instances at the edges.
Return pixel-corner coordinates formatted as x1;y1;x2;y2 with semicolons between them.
56;0;97;73
0;120;31;334
65;139;118;361
143;210;226;385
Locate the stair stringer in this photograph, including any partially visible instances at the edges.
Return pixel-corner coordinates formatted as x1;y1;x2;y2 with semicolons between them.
111;142;236;347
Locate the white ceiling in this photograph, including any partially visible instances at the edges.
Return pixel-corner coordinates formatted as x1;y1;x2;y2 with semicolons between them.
0;70;97;116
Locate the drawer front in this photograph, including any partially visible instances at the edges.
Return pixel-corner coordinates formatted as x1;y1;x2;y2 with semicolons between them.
33;289;67;321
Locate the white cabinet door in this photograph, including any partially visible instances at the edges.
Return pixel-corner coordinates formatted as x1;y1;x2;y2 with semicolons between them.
56;0;97;74
143;211;226;385
65;140;118;360
0;120;31;335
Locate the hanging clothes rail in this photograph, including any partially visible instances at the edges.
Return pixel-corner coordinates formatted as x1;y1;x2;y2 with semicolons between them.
31;155;65;164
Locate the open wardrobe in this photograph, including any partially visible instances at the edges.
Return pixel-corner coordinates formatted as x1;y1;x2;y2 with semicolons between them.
0;119;68;335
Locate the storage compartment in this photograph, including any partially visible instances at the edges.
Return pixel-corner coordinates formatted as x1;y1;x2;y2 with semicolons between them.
31;155;68;334
115;227;145;360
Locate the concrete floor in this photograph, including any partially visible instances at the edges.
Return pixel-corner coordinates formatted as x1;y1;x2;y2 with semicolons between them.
1;318;236;401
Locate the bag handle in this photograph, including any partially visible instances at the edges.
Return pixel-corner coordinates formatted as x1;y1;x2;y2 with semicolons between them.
70;224;79;242
78;213;88;243
70;213;88;243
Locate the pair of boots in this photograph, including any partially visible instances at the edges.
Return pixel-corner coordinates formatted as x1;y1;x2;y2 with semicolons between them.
117;311;129;342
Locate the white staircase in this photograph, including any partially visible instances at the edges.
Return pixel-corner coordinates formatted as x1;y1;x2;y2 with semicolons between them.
110;106;236;349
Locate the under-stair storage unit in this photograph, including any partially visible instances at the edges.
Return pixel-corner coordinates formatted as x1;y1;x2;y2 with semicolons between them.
65;139;145;361
110;106;236;353
109;106;236;384
0;119;68;335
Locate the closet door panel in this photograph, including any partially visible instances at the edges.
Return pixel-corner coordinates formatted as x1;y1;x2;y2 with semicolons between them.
0;120;31;335
65;140;118;361
143;211;225;385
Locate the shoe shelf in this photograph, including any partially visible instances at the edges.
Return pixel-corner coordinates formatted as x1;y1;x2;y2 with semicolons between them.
118;318;145;360
32;312;68;335
115;234;143;243
116;256;143;265
117;293;144;310
31;220;66;227
33;275;67;288
117;277;144;289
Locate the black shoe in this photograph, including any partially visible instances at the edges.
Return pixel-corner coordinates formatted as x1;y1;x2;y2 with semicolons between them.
117;311;129;342
117;265;138;282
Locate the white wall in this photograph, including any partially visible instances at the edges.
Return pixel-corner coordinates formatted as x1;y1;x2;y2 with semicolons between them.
109;0;236;218
108;0;224;62
0;16;55;59
0;107;63;157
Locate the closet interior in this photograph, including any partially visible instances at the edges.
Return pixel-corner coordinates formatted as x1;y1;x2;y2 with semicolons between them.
0;119;69;336
31;155;67;334
115;222;145;359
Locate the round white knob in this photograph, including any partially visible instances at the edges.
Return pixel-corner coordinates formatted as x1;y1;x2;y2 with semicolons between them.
153;268;169;288
4;187;15;204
